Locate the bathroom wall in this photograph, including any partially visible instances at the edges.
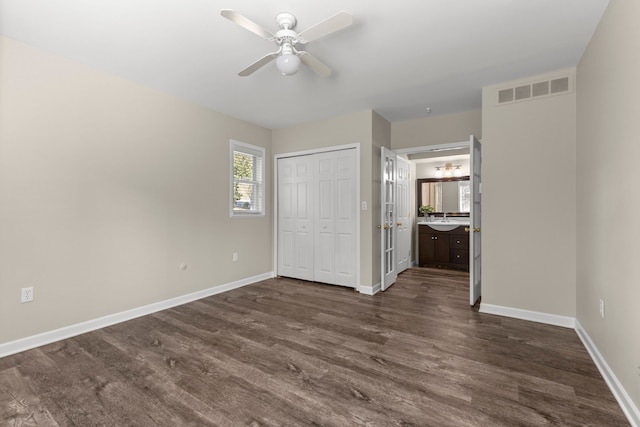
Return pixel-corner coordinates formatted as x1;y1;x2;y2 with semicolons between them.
414;158;471;179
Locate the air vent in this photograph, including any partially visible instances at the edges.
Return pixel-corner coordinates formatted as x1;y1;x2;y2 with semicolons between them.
497;75;572;105
515;85;531;100
532;81;549;97
550;77;569;94
498;88;514;103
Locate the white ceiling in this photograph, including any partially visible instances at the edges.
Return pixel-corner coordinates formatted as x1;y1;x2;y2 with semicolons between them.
0;0;609;129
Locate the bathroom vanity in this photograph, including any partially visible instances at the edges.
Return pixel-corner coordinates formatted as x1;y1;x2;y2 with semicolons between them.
418;223;469;271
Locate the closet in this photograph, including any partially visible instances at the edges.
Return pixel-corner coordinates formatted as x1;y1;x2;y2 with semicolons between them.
277;148;357;287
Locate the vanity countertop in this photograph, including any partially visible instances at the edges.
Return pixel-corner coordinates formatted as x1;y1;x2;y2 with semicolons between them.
418;221;470;226
418;221;469;232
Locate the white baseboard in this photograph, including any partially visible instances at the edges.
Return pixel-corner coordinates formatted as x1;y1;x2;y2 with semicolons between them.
479;304;638;426
575;320;640;427
479;303;575;328
0;271;275;359
358;282;381;296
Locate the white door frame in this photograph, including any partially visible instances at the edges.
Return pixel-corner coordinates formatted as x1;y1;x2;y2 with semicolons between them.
396;156;411;274
273;143;361;289
393;137;481;304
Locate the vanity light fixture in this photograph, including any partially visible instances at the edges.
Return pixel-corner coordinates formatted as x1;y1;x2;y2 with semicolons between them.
434;162;462;178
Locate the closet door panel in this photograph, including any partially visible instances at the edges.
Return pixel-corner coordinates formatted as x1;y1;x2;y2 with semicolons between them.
277;155;314;281
281;230;294;269
314;153;335;284
333;149;357;286
335;232;353;280
294;158;314;280
277;159;295;277
279;149;356;287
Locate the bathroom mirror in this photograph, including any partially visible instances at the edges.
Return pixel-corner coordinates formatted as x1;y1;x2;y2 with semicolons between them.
417;177;470;216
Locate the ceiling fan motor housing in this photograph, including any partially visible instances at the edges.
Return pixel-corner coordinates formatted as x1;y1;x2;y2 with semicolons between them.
275;29;300;47
275;12;297;30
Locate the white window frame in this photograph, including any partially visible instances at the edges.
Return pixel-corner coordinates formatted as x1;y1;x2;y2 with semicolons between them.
230;140;265;218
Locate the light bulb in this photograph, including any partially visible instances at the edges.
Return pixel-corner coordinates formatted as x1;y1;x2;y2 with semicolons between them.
434;167;442;178
454;166;462;176
276;53;300;76
445;167;452;177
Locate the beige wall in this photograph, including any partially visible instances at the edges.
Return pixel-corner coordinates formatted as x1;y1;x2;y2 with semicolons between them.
272;110;376;289
481;69;577;316
577;0;640;409
0;37;272;344
391;109;482;150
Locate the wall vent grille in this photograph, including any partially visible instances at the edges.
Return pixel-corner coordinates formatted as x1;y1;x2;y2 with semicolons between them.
497;75;572;105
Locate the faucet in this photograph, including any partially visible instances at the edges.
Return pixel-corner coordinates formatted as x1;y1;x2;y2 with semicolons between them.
443;212;448;222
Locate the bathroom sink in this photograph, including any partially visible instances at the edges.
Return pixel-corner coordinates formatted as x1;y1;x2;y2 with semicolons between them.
421;222;469;232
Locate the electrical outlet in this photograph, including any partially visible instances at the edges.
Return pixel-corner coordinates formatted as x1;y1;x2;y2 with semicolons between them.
599;299;605;318
21;287;34;303
232;252;238;262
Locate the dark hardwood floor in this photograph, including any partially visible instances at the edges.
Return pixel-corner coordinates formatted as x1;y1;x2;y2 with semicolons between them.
0;268;629;426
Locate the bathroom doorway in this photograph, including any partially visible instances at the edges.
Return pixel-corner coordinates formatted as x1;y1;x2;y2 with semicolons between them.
383;136;481;305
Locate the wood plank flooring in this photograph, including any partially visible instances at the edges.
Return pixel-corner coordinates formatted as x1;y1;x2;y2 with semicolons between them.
0;268;630;426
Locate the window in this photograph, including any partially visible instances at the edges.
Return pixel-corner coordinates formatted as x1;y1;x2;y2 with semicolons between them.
458;181;471;213
230;140;265;217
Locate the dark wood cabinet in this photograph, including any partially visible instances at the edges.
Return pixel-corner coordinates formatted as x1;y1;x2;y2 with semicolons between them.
419;225;469;271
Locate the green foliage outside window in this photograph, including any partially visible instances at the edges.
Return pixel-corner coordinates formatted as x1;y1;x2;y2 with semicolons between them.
233;152;253;203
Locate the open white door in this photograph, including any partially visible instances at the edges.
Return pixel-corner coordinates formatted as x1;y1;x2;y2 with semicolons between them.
381;147;397;290
396;156;411;274
469;135;482;305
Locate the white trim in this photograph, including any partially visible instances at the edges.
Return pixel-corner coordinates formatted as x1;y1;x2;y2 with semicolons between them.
274;143;360;160
479;303;575;328
230;139;266;218
575;320;640;427
478;305;637;426
273;143;361;289
393;141;470;156
358;282;381;296
0;272;274;359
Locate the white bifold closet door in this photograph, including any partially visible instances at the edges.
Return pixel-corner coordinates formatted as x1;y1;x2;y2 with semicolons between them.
277;148;357;287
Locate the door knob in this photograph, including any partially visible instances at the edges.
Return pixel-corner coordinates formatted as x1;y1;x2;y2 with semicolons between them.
396;222;402;226
474;227;480;233
464;227;470;232
383;225;391;230
377;225;382;229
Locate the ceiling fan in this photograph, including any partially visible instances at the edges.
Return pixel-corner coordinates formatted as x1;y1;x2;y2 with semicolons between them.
220;10;353;77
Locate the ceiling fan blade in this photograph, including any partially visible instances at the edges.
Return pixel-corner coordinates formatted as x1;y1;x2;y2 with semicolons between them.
299;52;332;77
238;52;278;76
220;10;274;40
298;11;353;42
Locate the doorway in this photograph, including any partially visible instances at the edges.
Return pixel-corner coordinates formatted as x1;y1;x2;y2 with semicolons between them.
382;136;482;305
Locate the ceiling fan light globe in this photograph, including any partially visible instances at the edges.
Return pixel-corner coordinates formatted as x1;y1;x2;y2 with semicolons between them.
276;53;300;76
